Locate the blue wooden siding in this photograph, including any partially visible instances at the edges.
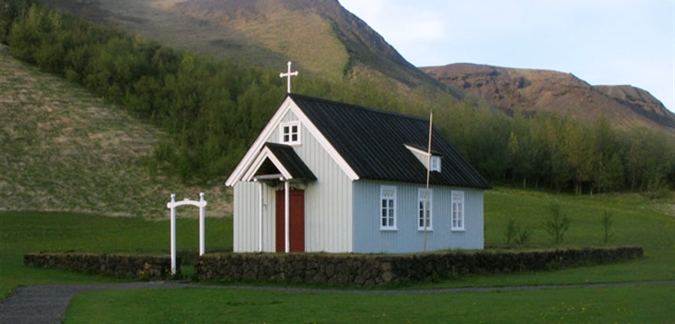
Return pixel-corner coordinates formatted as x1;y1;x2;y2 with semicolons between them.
352;180;484;253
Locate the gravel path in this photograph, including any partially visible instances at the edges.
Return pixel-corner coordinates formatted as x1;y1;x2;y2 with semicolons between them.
1;280;672;324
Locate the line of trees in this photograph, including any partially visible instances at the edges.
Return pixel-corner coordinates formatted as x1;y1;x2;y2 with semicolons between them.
3;2;674;194
440;103;674;195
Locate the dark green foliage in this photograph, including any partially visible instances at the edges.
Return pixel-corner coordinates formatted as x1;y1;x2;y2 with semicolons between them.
4;3;675;190
542;202;571;244
5;5;285;184
0;0;38;44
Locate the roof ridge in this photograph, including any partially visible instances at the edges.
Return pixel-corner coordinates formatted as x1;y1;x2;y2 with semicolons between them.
288;93;431;122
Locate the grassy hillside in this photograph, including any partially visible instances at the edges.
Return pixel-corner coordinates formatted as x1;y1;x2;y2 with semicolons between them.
0;44;231;218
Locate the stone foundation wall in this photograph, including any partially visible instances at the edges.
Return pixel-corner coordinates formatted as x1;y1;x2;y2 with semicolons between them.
195;246;642;286
24;253;179;279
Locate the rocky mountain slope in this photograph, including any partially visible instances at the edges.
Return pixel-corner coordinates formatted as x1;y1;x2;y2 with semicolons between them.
41;0;445;91
38;0;674;131
421;63;675;131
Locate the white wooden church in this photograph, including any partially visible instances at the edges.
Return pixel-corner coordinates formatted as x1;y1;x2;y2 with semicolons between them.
225;64;490;254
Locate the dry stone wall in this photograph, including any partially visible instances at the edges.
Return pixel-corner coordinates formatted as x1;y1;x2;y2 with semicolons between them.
24;253;178;279
195;246;643;286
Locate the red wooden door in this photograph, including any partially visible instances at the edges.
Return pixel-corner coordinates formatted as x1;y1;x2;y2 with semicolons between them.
275;188;305;252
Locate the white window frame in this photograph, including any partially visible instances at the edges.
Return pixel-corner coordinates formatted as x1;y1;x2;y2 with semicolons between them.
430;156;441;172
418;188;433;231
451;190;465;231
279;121;301;145
380;186;397;230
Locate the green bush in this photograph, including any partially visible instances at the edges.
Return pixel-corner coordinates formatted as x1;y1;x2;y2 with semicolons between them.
504;218;532;246
542;202;571;245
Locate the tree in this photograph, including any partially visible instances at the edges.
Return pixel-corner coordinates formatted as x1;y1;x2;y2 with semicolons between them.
542;201;571;245
0;0;38;44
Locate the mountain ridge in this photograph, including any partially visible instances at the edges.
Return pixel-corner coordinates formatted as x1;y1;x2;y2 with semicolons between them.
35;0;675;131
421;63;675;131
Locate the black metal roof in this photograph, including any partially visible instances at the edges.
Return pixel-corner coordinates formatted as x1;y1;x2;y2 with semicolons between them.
290;94;491;189
264;142;317;181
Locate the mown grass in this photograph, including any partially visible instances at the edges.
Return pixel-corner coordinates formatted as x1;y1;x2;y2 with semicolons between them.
0;212;233;299
64;285;674;324
1;188;671;322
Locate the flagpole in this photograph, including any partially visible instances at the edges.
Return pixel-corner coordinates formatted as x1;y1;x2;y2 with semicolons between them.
423;110;433;252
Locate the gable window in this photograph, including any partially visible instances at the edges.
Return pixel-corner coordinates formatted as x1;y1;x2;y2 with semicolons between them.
430;156;441;172
280;121;300;145
404;144;442;173
380;186;396;230
418;188;433;231
451;191;465;231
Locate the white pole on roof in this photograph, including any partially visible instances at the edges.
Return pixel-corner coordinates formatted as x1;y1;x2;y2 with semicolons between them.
423;111;433;253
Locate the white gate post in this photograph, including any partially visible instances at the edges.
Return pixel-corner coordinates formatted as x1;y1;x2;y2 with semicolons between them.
167;193;208;275
199;192;205;256
169;194;177;275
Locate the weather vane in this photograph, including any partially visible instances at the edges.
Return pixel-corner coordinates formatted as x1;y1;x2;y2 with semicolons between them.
280;61;298;94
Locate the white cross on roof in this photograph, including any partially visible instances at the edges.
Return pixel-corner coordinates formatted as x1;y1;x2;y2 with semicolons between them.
279;61;299;94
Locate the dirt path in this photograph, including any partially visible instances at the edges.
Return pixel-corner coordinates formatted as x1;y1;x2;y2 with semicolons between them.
1;281;672;324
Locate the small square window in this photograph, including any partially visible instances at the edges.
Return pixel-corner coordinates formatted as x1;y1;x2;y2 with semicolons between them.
280;122;301;145
430;156;441;172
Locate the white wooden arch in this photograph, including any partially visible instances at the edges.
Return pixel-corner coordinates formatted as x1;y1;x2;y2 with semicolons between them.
166;193;207;275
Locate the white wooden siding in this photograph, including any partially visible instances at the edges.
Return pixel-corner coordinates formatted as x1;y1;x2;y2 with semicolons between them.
233;181;277;252
293;118;353;253
232;108;353;253
352;180;484;253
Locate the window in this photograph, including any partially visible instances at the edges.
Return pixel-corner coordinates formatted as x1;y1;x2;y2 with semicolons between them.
280;121;300;145
430;156;441;172
403;144;442;173
451;191;465;231
418;188;433;231
380;186;396;230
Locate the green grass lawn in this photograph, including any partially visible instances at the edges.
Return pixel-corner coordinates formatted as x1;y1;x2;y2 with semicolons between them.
0;212;233;298
63;285;674;324
1;188;673;322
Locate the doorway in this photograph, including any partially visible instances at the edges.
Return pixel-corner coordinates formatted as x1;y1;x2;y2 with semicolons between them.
275;188;305;252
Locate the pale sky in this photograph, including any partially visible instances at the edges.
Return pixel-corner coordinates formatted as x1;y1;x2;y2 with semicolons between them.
339;0;675;112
